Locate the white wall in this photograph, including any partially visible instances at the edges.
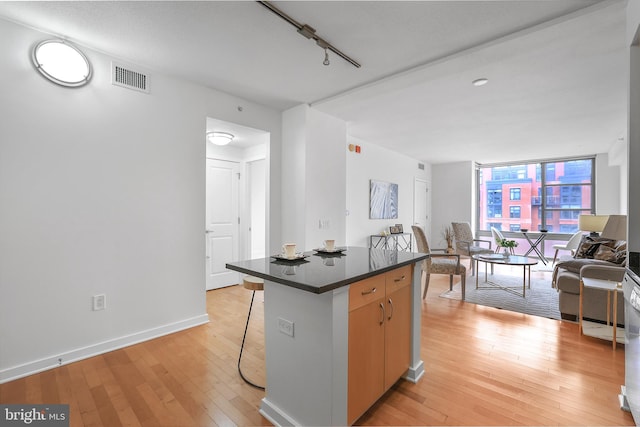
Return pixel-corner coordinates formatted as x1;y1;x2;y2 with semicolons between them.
596;153;624;215
305;109;347;250
431;161;475;247
608;137;628;213
345;137;429;248
281;105;307;248
281;105;347;251
627;0;640;254
0;18;282;382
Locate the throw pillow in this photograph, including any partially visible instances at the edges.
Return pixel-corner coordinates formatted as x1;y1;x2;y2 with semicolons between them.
594;245;617;263
574;236;616;259
614;241;627;265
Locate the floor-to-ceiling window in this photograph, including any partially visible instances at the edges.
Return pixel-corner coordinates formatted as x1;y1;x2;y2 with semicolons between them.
477;157;595;234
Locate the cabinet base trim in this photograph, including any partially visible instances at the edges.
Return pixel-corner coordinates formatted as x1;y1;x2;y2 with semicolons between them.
260;397;303;427
405;360;425;383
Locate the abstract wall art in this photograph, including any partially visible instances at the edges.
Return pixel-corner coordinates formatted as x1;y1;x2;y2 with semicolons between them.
369;180;398;219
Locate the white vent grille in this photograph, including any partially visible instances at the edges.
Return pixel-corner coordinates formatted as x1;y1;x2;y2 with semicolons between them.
111;62;149;93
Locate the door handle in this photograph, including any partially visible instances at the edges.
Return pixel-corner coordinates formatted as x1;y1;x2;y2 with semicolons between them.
379;303;385;325
388;298;394;320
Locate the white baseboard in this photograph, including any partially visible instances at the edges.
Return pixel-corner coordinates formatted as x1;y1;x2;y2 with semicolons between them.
0;314;209;384
259;398;302;427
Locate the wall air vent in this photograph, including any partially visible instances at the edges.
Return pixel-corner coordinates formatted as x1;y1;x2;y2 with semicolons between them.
111;62;149;93
418;163;425;170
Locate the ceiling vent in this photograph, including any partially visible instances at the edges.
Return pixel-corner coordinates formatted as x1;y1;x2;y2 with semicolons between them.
418;163;425;170
111;62;149;93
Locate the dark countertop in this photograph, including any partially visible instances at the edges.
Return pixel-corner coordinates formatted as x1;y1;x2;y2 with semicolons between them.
226;246;428;294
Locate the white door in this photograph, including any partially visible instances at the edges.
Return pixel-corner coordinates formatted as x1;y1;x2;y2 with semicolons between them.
206;159;240;290
413;179;430;243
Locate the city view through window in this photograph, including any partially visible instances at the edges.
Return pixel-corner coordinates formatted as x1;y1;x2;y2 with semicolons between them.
477;158;595;257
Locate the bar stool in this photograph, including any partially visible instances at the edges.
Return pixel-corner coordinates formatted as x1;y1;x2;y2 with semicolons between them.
238;276;265;390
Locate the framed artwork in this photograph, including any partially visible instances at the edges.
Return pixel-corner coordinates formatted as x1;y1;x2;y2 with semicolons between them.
389;226;400;234
369;180;398;219
395;224;403;233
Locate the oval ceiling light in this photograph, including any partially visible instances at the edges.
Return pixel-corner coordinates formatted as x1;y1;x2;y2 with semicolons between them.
472;78;489;87
32;39;92;87
207;131;234;146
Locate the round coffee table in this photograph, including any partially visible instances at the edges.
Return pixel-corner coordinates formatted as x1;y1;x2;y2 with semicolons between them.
472;254;538;297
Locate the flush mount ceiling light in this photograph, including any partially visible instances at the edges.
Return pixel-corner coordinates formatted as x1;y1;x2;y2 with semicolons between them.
207;131;234;146
472;78;489;87
257;1;360;68
32;39;92;87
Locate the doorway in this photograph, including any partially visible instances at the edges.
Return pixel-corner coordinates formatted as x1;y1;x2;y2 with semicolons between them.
205;118;269;290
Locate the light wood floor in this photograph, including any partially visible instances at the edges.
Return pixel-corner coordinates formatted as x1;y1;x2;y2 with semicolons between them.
1;263;635;426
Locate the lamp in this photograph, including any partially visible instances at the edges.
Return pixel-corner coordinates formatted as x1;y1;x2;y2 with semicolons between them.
207;131;234;146
578;214;609;237
32;39;92;87
600;214;627;240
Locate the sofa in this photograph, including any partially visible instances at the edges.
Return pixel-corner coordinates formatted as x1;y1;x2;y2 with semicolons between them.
553;215;627;323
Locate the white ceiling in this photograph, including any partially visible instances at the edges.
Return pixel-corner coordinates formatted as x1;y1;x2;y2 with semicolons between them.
0;0;628;164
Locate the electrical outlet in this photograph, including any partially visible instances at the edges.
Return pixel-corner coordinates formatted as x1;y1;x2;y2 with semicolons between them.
93;294;106;311
277;317;294;337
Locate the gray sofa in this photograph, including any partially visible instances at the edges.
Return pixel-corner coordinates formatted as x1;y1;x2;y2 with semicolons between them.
554;262;626;323
553;215;627;323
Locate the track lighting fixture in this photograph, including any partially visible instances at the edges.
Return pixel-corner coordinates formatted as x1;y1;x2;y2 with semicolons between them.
317;39;330;66
257;1;360;68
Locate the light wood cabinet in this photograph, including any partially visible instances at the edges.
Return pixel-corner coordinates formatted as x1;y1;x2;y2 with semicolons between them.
347;265;413;425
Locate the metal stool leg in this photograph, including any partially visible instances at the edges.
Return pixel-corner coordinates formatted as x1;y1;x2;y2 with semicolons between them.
238;290;265;390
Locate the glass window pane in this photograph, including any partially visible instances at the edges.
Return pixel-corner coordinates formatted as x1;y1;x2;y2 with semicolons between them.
544;159;592;185
477;158;593;235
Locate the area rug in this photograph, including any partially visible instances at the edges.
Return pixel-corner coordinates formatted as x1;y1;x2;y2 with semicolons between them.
440;274;561;320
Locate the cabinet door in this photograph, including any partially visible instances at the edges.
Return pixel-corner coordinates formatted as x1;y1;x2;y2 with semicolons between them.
348;296;385;424
384;277;412;390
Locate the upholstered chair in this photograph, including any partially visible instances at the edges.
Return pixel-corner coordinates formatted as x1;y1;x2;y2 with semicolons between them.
412;225;466;300
451;222;493;276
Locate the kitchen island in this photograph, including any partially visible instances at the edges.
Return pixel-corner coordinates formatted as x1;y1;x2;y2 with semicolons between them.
226;246;427;426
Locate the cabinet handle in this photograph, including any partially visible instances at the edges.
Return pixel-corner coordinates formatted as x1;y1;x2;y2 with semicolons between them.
379;303;385;325
388;298;394;320
361;287;377;295
394;275;406;282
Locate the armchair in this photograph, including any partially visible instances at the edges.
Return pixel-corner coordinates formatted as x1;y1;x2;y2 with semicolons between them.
412;225;467;300
451;222;493;276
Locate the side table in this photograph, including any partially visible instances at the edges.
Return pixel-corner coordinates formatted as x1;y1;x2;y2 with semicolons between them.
579;277;624;350
522;231;548;265
369;233;412;252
